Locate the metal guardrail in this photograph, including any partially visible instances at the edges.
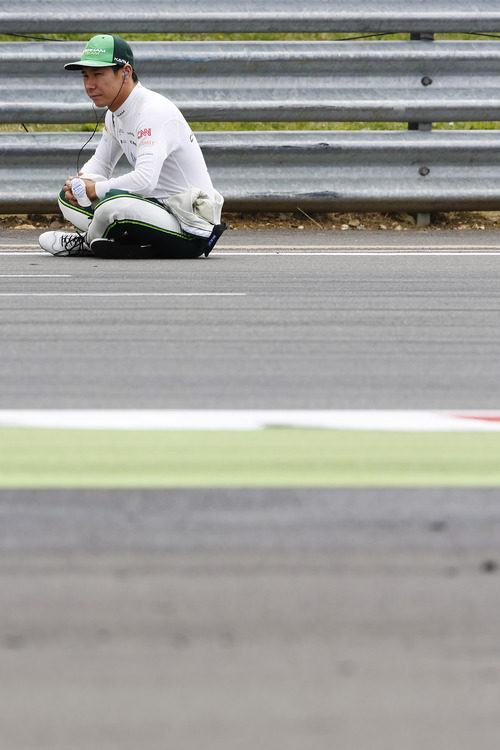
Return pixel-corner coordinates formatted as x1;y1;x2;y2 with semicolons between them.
2;4;500;217
2;0;500;33
4;130;500;214
3;41;500;124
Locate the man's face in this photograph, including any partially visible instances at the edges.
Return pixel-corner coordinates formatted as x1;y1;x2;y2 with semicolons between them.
81;66;122;108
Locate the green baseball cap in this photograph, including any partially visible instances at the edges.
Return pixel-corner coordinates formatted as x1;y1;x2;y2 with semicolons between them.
64;34;135;70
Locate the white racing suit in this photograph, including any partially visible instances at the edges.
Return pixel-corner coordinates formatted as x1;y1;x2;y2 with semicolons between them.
59;82;224;257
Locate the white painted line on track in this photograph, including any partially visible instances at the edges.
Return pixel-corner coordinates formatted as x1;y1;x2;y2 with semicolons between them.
0;292;246;297
0;274;72;277
1;251;48;255
0;409;499;431
215;251;500;256
217;243;500;254
0;245;54;249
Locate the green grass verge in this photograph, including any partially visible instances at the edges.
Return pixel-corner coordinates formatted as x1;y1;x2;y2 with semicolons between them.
1;428;500;487
4;122;500;134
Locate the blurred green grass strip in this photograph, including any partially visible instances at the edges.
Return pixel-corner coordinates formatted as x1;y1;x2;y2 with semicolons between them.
1;428;500;487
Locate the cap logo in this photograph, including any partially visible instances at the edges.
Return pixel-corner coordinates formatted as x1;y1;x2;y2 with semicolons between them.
85;48;107;56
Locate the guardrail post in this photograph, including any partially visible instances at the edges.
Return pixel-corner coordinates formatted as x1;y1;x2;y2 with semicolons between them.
409;32;435;226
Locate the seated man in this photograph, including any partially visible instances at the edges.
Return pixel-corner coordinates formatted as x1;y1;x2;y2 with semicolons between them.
39;34;225;258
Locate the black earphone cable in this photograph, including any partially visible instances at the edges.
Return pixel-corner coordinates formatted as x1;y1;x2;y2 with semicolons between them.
75;105;101;174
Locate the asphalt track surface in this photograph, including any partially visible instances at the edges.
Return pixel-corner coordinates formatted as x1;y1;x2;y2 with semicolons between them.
2;229;500;409
1;229;500;749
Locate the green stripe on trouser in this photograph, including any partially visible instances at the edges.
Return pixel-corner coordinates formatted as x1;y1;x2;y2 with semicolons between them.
58;188;94;230
58;188;207;258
